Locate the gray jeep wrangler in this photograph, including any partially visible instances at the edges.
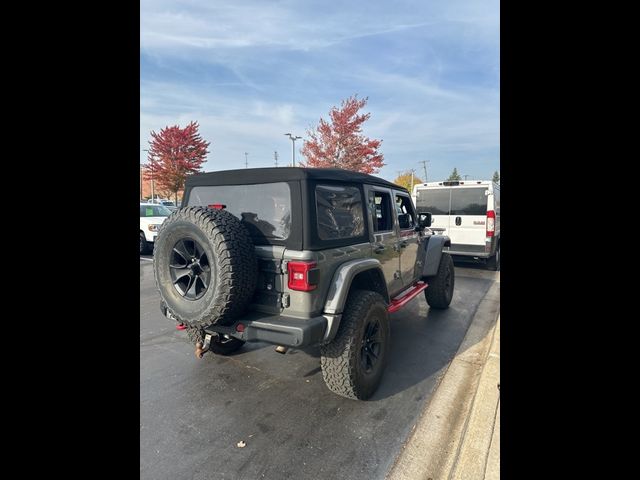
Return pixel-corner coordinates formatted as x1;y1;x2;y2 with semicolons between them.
153;167;454;400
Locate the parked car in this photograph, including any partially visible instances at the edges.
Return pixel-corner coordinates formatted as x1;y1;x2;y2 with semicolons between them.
152;167;454;400
412;180;500;270
140;203;172;254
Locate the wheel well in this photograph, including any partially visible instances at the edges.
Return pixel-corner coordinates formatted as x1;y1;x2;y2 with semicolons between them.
349;269;389;304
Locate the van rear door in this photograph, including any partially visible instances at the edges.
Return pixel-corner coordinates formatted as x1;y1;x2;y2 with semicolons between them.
414;187;451;235
448;186;488;254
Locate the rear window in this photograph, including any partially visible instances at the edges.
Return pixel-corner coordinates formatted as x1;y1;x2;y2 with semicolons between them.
450;188;487;215
416;189;450;215
315;184;364;240
188;183;291;241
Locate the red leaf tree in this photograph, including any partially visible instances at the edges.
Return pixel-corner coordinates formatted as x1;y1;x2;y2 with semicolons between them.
144;121;210;203
300;95;384;174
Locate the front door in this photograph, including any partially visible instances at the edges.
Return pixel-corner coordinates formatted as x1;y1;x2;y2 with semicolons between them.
394;192;420;288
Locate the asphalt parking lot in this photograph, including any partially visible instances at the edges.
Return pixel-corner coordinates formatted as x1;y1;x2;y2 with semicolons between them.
140;256;498;480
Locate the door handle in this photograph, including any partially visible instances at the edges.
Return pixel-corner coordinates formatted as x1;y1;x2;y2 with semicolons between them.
455;216;462;226
374;245;385;254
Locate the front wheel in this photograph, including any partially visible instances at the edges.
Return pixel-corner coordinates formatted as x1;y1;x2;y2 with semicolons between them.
320;290;390;400
424;252;455;309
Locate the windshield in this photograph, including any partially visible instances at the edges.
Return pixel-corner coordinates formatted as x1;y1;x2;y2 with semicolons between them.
140;205;172;217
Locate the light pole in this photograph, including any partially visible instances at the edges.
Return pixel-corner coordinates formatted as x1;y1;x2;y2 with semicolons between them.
142;149;154;201
244;152;249;169
284;133;302;167
139;163;143;202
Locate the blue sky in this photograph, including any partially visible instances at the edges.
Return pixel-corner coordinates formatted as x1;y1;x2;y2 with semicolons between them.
140;0;499;182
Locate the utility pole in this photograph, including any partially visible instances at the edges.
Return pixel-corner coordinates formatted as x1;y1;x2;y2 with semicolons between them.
410;168;416;193
419;160;429;182
244;152;249;169
284;133;302;167
274;151;279;167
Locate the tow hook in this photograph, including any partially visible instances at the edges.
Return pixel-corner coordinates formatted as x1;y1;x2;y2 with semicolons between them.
195;333;216;359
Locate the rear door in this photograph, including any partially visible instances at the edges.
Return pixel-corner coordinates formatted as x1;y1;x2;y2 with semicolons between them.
366;186;403;297
414;187;451;235
448;186;488;250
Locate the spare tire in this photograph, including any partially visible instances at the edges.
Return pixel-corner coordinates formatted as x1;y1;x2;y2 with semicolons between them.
153;206;257;329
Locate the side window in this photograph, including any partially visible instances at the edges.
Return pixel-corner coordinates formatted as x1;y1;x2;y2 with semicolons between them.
395;194;416;230
370;190;393;232
315;184;365;240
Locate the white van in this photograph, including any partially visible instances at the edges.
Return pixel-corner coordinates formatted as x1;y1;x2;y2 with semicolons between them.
412;180;500;270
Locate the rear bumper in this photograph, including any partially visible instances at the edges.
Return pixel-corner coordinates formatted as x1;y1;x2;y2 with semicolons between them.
444;242;494;258
202;311;337;347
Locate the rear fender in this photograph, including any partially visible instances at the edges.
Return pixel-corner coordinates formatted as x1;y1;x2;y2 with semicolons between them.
322;258;389;343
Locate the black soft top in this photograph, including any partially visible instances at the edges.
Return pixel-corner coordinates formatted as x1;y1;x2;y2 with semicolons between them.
186;167;406;192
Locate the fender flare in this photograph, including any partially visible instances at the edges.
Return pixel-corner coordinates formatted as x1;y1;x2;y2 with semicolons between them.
321;258;389;343
421;235;451;277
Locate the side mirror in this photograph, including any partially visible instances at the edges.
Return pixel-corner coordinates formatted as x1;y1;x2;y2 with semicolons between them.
417;212;432;229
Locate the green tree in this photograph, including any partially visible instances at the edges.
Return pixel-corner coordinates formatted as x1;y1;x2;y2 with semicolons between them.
492;171;500;184
393;171;423;192
447;167;461;181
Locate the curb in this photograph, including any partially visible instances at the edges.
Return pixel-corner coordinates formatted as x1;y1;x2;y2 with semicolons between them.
387;279;500;480
450;315;500;479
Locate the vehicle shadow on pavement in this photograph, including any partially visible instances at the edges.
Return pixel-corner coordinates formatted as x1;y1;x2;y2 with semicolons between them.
370;273;497;401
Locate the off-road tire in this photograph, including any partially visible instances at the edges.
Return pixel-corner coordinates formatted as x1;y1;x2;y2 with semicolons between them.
424;252;455;309
487;243;500;271
153;206;257;329
320;290;390;400
185;326;245;355
140;231;150;255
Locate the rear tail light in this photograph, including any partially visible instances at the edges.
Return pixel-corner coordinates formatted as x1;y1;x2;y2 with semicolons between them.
287;261;318;292
207;204;226;210
486;210;495;237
